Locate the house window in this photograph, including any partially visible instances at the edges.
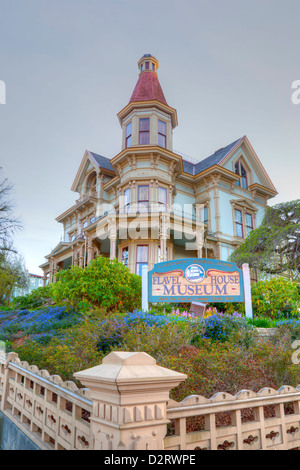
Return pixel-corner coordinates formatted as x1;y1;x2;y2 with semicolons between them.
126;122;132;148
245;213;253;236
235;161;248;189
145;62;149;70
152;63;155;71
158;120;166;148
138;185;149;212
122;247;129;267
139;118;150;145
124;188;131;213
82;221;88;229
234;209;244;238
158;187;167;211
90;216;95;224
136;245;148;275
200;205;208;224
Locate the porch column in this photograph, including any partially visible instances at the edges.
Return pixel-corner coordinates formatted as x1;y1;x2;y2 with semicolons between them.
159;214;169;262
109;237;117;259
108;216;117;260
87;242;94;264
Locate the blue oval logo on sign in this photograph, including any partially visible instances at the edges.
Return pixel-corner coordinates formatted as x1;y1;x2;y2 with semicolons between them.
185;264;205;283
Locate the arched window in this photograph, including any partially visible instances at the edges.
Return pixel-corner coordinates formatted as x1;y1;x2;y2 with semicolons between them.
234;161;248;189
86;171;97;190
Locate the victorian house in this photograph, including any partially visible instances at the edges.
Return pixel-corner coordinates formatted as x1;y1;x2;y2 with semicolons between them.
40;54;277;284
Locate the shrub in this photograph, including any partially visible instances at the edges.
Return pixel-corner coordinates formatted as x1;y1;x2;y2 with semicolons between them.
118;321;194;361
15;313;106;381
11;285;54;309
191;312;254;346
52;256;142;312
247;317;277;328
273;319;300;342
0;306;82;342
251;277;300;319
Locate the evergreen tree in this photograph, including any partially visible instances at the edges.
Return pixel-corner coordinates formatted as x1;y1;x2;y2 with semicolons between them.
229;200;300;280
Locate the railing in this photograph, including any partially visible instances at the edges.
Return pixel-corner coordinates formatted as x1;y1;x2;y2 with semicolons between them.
0;352;93;450
75;189;97;206
1;350;300;450
165;387;300;450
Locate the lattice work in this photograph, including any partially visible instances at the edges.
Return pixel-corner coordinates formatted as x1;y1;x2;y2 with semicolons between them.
165;388;300;450
0;353;93;450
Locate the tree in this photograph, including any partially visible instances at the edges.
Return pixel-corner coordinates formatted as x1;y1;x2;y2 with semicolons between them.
229;200;300;280
0;253;30;305
0;169;22;254
0;169;27;304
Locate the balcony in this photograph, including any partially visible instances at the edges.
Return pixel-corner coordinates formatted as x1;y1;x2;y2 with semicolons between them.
75;189;97;209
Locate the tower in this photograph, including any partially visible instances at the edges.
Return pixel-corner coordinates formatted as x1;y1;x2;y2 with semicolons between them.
117;54;178;152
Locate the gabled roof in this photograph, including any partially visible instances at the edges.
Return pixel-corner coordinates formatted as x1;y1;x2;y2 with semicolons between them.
129;71;168;106
182;138;243;176
71;150;115;193
88;151;114;173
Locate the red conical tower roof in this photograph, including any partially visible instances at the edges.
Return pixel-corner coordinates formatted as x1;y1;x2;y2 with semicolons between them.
129;54;168;106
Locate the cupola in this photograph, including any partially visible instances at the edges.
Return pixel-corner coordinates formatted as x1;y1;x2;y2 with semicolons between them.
118;54;178;152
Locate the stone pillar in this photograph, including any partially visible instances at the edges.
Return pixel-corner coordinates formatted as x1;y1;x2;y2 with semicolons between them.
87;242;94;264
74;351;187;451
109;237;117;259
1;352;18;412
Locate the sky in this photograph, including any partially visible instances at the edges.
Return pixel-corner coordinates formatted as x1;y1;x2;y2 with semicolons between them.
0;0;299;275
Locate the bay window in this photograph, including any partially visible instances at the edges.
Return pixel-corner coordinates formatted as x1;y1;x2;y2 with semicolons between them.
122;247;129;267
124;188;131;213
138;185;149;212
139;118;150;145
158;186;167;211
158;120;166;148
126;122;132;148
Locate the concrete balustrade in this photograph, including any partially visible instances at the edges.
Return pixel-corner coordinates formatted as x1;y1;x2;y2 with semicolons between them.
1;350;300;450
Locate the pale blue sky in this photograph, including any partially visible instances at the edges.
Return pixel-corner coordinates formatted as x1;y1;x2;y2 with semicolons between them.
0;0;299;274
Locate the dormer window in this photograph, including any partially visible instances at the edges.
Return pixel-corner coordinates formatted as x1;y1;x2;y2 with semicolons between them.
139;118;150;145
126;122;132;148
235;160;248;189
158;120;166;148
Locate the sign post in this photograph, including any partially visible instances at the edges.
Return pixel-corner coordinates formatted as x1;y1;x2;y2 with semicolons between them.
242;263;253;319
142;265;149;312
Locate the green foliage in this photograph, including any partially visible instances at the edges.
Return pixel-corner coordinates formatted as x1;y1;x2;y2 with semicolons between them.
11;285;54;309
251;277;300;319
0;253;30;304
229;199;300;280
14;312;105;381
52;256;142;312
118;321;194;361
247;317;278;328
